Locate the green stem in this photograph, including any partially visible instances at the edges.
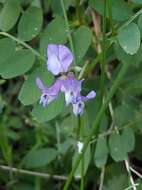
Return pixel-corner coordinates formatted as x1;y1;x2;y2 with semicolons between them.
63;62;129;190
80;154;84;190
0;32;46;62
100;0;107;98
60;0;77;66
107;0;114;34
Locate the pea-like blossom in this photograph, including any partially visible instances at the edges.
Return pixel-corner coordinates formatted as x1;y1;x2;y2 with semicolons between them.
36;77;61;107
36;44;96;117
61;74;96;116
47;44;73;75
61;74;82;105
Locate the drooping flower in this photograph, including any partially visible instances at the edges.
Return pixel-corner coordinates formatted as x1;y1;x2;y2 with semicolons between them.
36;77;61;107
47;44;73;75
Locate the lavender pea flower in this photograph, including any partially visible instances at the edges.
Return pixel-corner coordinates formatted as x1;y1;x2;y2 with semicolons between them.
36;77;61;107
61;74;96;116
72;91;96;116
47;44;73;75
61;74;82;105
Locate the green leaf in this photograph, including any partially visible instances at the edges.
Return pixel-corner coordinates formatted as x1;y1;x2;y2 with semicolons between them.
114;104;134;127
0;0;20;31
18;66;54;105
32;93;65;123
104;175;128;190
114;43;142;67
18;6;43;41
94;136;108;168
89;0;132;21
23;148;57;168
121;127;135;152
131;0;142;4
40;16;67;56
0;49;35;79
0;38;16;65
108;133;127;162
117;23;140;55
72;144;90;176
73;26;92;64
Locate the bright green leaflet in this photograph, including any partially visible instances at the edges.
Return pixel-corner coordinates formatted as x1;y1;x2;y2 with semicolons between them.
0;0;20;31
18;6;43;41
0;49;35;79
117;23;140;55
72;26;92;64
0;38;16;65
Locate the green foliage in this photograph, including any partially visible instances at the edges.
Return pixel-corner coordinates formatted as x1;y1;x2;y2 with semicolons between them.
32;93;65;122
73;26;92;64
94;136;108;168
18;66;54;105
0;0;142;189
117;23;140;55
108;133;127;162
0;49;35;78
18;6;43;41
40;16;67;56
0;0;20;31
23;148;58;168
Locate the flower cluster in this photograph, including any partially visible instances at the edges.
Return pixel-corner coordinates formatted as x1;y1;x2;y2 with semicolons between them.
36;44;96;116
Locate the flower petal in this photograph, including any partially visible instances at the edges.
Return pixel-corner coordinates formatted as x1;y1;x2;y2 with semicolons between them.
72;101;84;116
58;45;73;72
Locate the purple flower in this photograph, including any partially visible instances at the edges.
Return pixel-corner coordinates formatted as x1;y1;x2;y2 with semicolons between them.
47;44;73;75
36;77;61;107
61;74;96;115
72;91;96;116
61;74;82;105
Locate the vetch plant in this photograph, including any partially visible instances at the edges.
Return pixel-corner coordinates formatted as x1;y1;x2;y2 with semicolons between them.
36;44;96;116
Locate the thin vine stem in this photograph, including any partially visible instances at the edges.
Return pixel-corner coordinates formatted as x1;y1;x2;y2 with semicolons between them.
100;0;107;98
0;32;46;62
63;62;129;190
60;0;77;66
80;154;84;190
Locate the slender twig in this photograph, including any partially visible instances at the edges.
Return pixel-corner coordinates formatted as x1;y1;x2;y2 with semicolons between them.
125;159;137;190
99;167;105;190
60;0;76;66
0;32;46;62
0;165;81;181
130;167;142;180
